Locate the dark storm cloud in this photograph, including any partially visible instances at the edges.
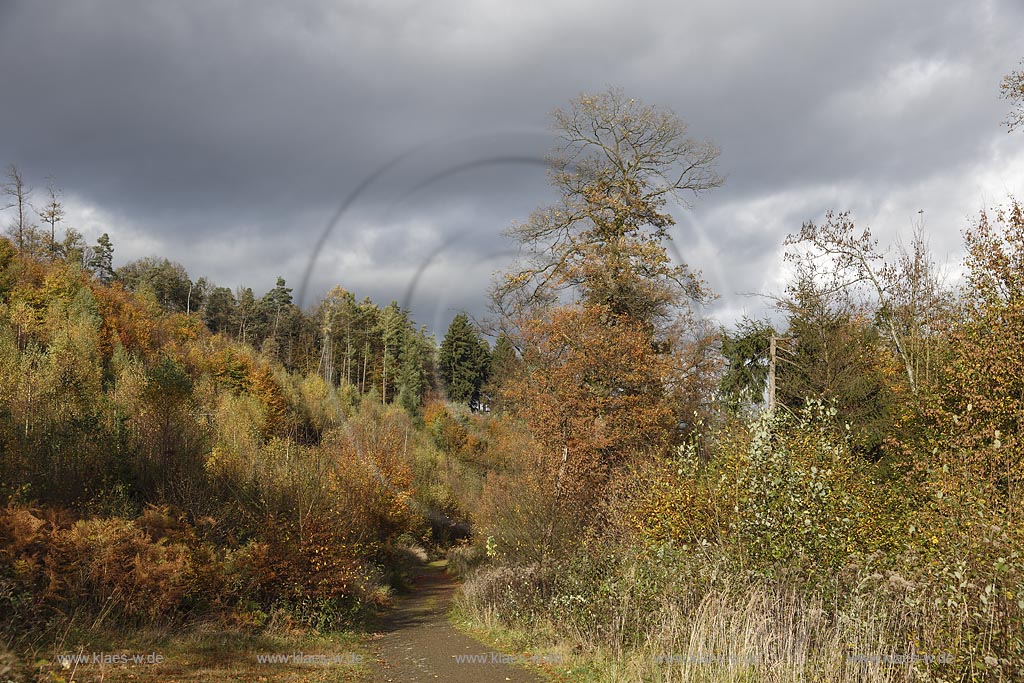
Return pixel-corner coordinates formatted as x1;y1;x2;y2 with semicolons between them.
1;0;1023;331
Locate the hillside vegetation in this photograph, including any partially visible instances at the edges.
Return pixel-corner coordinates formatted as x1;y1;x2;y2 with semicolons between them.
451;91;1024;682
0;234;498;679
2;86;1024;683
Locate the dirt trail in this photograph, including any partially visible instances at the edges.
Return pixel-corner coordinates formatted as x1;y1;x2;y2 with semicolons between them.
368;561;545;683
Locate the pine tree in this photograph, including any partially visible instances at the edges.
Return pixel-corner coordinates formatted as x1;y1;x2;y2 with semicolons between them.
234;287;260;344
720;317;774;413
378;301;409;403
397;325;434;414
481;332;517;411
88;233;115;284
439;313;489;407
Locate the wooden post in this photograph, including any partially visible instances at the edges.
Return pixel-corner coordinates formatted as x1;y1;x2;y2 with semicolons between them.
768;334;777;414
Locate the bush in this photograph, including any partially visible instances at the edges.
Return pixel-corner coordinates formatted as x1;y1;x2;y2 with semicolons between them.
447;541;487;580
731;402;893;585
0;506;197;630
0;502;390;637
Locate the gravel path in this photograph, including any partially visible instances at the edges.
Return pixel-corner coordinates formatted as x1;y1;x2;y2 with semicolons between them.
368;562;545;683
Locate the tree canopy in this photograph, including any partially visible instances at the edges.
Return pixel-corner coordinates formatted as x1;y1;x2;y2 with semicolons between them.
493;88;723;327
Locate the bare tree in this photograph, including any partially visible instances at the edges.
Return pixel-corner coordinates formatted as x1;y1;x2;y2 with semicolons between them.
785;211;952;396
2;164;33;252
491;88;723;328
38;176;66;261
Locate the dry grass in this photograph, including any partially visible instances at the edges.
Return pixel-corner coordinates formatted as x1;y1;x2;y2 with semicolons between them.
15;626;373;683
455;565;953;683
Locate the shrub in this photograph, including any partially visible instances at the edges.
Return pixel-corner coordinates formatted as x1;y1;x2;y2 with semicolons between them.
731;402;889;585
447;541;487;580
0;506;196;629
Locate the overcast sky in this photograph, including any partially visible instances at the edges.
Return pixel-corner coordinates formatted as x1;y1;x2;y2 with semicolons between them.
2;0;1023;336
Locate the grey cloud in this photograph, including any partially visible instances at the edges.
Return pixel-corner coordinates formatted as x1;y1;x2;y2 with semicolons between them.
1;0;1023;331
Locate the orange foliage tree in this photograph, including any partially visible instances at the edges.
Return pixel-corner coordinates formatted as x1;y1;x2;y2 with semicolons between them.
924;199;1024;509
490;90;723;558
91;281;156;361
503;306;678;501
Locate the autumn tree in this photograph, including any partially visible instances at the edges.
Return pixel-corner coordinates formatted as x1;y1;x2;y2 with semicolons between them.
204;286;237;335
60;228;87;266
0;238;15;298
491;90;723;555
504;306;679;492
925;199;1024;508
117;257;193;312
493;89;723;425
785;211;950;396
493;88;722;325
1003;61;1024;132
780;211;954;461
